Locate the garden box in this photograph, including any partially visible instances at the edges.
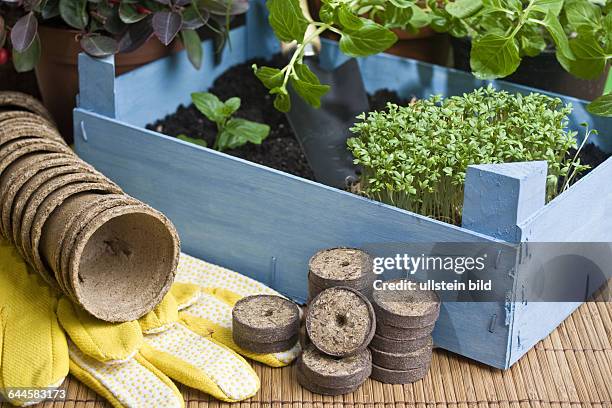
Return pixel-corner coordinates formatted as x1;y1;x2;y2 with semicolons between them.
73;0;612;370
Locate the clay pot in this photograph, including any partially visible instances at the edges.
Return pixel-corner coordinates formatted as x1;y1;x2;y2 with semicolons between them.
35;26;182;142
451;36;610;101
308;0;450;66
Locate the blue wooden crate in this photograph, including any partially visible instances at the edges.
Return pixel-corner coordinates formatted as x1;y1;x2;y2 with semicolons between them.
73;0;612;370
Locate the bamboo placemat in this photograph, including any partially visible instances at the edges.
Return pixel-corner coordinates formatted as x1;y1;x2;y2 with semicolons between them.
3;283;611;408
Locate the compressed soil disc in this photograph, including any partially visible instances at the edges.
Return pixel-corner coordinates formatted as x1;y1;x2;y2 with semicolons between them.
370;361;430;384
233;295;300;343
369;333;432;354
369;337;433;370
308;247;374;290
306;286;375;357
0;110;57;128
67;203;180;322
57;195;140;299
372;279;440;328
299;344;371;389
375;319;436;340
0;119;63;144
299;322;310;349
232;331;299;354
0;152;71;238
10;162;98;250
296;366;360;396
19;171;121;266
30;183;121;287
0;91;55;123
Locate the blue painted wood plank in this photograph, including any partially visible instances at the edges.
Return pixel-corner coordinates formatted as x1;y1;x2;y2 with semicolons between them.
74;109;516;369
508;156;612;366
463;161;548;243
78;54;117;118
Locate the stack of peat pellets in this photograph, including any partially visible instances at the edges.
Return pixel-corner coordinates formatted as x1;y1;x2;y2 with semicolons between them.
0;91;180;322
232;295;301;353
295;247;377;395
369;279;440;384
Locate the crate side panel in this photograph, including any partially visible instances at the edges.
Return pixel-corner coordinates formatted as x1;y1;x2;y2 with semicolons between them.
113;27;254;128
74;110;514;368
509;157;612;366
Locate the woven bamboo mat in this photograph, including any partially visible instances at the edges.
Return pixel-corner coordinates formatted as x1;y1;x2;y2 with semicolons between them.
4;283;610;408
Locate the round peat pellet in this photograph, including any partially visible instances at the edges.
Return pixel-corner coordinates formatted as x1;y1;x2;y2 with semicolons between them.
370;333;431;354
232;295;300;343
299;344;371;389
232;331;298;354
375;319;436;340
306;286;375;357
296;366;359;396
369;337;433;370
370;362;430;384
299;322;310;349
372;279;440;328
308;247;374;290
0;91;55;123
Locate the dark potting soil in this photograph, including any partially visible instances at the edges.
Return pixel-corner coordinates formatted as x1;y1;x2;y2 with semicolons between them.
148;57;609;185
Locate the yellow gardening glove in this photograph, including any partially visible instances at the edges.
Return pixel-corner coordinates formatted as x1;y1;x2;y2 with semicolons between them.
58;284;261;405
171;253;302;368
0;240;68;406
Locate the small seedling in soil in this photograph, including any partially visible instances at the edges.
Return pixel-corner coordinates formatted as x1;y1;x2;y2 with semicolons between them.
348;86;593;225
190;92;270;152
177;134;207;147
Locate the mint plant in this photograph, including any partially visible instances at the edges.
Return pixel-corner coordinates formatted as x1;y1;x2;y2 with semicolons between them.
347;86;590;225
253;0;400;112
430;0;612;115
191;92;270;151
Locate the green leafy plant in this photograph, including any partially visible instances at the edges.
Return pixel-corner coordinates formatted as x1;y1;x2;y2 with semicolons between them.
253;0;402;112
1;0;248;72
347;86;591;225
429;0;612;115
190;92;270;151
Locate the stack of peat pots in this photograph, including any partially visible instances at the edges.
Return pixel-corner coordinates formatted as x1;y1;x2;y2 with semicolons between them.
297;248;376;395
369;279;440;383
0;91;180;322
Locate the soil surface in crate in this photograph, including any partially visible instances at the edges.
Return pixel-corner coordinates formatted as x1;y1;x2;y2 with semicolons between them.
147;56;401;180
148;57;610;183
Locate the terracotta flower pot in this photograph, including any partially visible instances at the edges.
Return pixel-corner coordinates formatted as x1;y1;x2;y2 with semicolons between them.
308;0;450;66
35;26;181;143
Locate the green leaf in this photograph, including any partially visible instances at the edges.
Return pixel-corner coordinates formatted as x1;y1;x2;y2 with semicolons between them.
253;65;284;90
319;3;335;24
446;0;483;19
13;34;41;72
339;21;397;57
518;24;547;57
119;3;147;23
531;0;564;16
567;33;608;79
180;29;203;69
217;118;270;151
272;90;291;112
290;63;331;108
266;0;308;42
177;134;208;147
541;11;574;65
587;93;612;116
59;0;88;29
408;5;432;28
337;4;363;31
80;35;118;57
470;34;520;79
389;0;413;7
223;97;241;116
564;0;601;28
191;92;226;123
